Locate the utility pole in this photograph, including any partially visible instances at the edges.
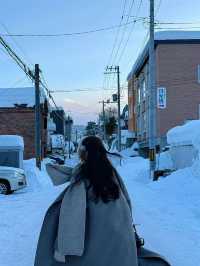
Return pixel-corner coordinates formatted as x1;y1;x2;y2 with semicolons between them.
116;66;121;152
99;100;106;141
104;66;121;151
149;0;157;179
66;116;73;159
35;64;41;170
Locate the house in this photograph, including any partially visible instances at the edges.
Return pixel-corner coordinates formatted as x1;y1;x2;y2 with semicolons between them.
127;31;200;155
0;87;49;159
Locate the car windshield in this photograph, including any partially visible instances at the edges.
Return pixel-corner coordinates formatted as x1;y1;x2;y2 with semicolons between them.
0;151;20;168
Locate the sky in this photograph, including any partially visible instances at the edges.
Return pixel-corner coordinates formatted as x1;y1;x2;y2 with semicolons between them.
1;0;200;125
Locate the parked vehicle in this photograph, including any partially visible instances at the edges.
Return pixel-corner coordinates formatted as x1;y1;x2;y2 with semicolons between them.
0;135;26;195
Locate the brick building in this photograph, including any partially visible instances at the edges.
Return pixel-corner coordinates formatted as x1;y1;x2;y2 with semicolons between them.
0;87;48;159
127;31;200;154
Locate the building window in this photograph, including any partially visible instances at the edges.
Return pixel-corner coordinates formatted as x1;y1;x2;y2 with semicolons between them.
138;87;141;104
142;79;146;98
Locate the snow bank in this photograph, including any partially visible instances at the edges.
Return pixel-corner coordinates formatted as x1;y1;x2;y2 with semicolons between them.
0;184;66;266
156;150;174;170
120;142;139;157
23;159;53;192
117;157;200;266
167;120;200;169
167;120;200;146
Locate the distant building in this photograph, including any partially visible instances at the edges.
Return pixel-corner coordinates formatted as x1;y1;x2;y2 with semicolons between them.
121;105;129;129
50;108;66;136
127;31;200;155
0;87;49;159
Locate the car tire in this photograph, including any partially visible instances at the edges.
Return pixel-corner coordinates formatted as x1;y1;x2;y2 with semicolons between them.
0;181;11;195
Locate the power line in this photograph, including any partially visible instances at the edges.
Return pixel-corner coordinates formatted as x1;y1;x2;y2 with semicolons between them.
50;87;122;93
116;0;143;64
0;21;33;66
0;35;67;124
103;0;128;98
106;0;128;67
0;36;34;80
111;0;136;66
0;20;142;38
104;0;136;95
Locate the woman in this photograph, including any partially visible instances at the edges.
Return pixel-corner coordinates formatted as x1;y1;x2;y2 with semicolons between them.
34;136;138;266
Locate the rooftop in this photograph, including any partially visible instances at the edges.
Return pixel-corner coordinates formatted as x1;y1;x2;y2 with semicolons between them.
0;87;46;108
127;31;200;80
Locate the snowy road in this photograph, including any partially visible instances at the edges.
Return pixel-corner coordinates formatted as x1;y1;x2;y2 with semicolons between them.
0;157;200;266
0;160;68;266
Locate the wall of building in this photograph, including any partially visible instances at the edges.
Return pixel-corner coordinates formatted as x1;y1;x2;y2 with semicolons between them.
51;110;65;136
128;78;136;132
157;43;200;138
0;108;47;159
128;42;200;149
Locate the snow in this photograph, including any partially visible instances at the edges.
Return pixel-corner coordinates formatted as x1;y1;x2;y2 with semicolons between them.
0;153;200;266
0;87;46;107
120;142;139;157
156;150;174;170
117;157;200;266
23;159;54;191
0;135;24;149
166;120;200;169
0;159;68;266
167;120;200;146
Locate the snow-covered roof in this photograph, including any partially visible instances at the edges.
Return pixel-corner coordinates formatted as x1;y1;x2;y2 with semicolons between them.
0;87;46;108
167;120;200;147
127;31;200;80
0;135;24;149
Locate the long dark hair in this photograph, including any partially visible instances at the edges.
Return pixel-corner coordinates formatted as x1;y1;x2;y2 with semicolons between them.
79;136;121;203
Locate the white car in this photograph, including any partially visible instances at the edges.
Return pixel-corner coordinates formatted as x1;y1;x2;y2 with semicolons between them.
0;166;26;195
0;135;27;195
